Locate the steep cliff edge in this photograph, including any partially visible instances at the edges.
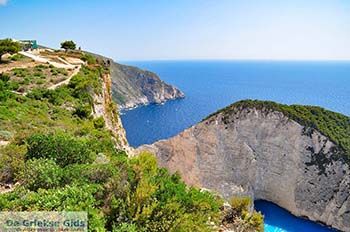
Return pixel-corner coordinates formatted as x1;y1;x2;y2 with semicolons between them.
92;71;128;150
110;62;184;109
86;52;184;109
139;100;350;231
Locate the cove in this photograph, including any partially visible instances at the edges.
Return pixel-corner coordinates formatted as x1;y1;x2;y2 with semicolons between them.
120;61;350;230
255;200;337;232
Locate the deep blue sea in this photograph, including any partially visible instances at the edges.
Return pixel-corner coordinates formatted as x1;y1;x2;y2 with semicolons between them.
120;60;349;232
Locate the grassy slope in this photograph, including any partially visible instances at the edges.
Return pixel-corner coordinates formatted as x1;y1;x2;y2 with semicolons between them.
206;100;350;158
0;54;235;231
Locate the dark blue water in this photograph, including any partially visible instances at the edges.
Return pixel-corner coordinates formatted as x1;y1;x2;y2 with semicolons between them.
121;61;350;147
120;61;349;232
255;201;337;232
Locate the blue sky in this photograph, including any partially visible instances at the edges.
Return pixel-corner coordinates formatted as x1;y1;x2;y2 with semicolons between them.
1;0;350;61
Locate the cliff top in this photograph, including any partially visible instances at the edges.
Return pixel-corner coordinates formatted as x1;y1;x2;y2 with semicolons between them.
0;46;226;231
207;99;350;156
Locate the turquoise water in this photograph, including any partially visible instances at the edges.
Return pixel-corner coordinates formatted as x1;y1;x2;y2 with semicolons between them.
120;61;349;231
255;201;337;232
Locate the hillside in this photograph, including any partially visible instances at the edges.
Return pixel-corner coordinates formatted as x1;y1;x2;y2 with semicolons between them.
0;49;262;231
110;62;184;109
139;100;350;231
84;52;185;109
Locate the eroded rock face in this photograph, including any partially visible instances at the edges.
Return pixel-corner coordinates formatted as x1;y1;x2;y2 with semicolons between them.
139;107;350;231
92;73;129;150
110;63;184;109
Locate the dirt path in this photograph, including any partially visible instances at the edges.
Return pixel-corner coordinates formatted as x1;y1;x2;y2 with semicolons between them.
19;51;76;69
48;65;81;90
0;61;38;73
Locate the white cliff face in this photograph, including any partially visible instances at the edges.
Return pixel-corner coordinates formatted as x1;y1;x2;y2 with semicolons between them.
139;107;350;232
92;73;129;151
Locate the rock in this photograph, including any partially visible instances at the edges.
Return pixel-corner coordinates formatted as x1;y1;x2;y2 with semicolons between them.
82;52;184;110
138;102;350;232
110;62;184;109
92;72;129;151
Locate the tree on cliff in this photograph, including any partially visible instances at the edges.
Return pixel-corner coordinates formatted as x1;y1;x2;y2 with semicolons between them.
0;39;21;63
60;40;76;51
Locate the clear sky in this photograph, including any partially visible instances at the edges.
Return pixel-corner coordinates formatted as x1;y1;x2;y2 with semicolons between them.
1;0;350;61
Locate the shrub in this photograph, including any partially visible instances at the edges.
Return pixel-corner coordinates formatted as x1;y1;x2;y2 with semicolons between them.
81;54;97;65
0;73;10;82
0;39;21;62
63;163;118;185
0;144;26;183
223;196;264;232
18;158;63;191
26;133;95;167
93;117;105;129
73;103;92;119
10;53;25;61
0;130;12;140
248;211;264;232
103;153;222;232
230;195;251;216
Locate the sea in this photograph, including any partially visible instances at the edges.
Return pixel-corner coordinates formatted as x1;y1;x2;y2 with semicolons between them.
120;60;349;232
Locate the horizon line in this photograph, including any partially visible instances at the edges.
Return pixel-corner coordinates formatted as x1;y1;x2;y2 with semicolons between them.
117;58;350;63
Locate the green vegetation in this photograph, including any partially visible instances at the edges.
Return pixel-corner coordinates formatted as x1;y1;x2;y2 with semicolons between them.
0;39;21;62
0;58;250;231
81;53;97;65
208;99;350;158
9;53;26;61
26;133;95;167
222;196;264;232
60;40;76;51
0;136;224;231
3;64;70;92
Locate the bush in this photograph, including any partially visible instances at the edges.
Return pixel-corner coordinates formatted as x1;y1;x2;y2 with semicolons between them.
18;158;63;191
103;153;222;232
10;53;25;61
0;73;10;82
0;130;12;140
230;195;251;216
0;39;21;62
223;196;264;232
248;211;264;232
93;117;105;129
63;163;118;186
81;54;97;65
0;144;26;183
26;133;95;167
73;103;92;119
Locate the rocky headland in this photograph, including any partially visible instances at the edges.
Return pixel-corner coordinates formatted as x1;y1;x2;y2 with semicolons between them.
110;62;184;109
83;52;185;110
139;100;350;232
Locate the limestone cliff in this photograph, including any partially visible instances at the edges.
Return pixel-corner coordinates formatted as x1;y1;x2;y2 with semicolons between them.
92;72;129;150
110;62;184;109
86;52;184;109
139;100;350;232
